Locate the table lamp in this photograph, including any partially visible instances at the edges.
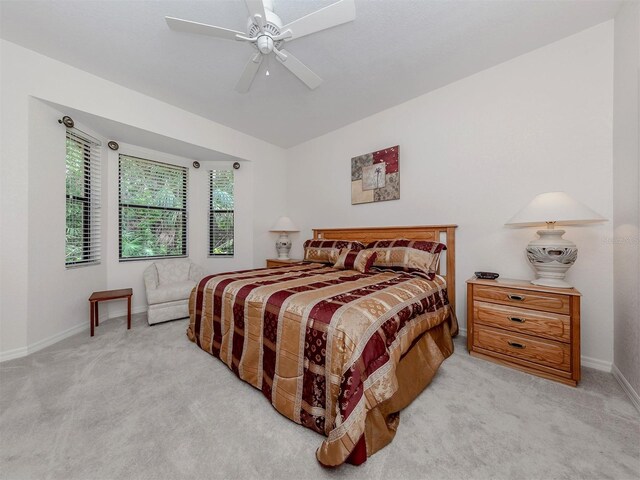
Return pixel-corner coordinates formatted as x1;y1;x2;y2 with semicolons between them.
269;216;299;259
505;191;606;288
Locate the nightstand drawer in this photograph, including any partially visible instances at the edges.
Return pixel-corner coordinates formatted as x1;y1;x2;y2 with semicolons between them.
473;325;570;371
474;301;570;342
474;285;570;314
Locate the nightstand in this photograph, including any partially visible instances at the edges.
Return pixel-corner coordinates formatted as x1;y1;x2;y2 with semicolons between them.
266;258;303;268
466;277;581;386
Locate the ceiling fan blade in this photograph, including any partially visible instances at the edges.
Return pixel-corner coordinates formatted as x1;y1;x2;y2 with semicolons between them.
235;54;263;93
244;0;267;31
165;16;244;41
276;49;322;90
282;0;355;40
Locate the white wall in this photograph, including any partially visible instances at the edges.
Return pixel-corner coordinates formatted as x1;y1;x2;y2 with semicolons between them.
0;39;287;360
26;100;108;347
612;1;640;401
286;22;615;367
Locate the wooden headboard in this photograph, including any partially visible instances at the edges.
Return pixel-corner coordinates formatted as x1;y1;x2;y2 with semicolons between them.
313;225;457;313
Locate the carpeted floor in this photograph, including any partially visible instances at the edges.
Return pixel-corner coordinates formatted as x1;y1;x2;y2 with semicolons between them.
1;314;638;480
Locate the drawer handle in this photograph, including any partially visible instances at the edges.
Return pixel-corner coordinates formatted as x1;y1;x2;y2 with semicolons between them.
509;316;526;323
508;341;526;349
508;294;525;301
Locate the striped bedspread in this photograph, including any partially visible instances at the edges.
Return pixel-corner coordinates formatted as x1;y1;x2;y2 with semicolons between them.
187;263;455;466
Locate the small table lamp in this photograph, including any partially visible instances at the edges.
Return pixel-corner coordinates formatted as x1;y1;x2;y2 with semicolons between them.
269;216;299;260
505;191;606;288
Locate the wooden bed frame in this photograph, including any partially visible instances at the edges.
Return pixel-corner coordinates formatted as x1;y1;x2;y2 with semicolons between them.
313;225;458;313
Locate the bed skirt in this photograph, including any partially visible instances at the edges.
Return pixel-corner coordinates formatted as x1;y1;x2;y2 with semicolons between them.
346;317;455;465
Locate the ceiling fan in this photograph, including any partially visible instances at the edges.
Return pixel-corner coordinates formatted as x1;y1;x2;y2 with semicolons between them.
165;0;356;93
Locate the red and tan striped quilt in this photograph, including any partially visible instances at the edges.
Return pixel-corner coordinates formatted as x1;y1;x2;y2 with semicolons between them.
187;262;456;466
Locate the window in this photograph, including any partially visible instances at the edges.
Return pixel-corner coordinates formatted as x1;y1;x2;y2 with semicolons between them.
119;155;188;260
65;129;101;267
209;170;234;256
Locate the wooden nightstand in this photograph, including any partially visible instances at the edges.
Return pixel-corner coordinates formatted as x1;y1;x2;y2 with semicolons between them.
466;277;581;386
266;258;303;268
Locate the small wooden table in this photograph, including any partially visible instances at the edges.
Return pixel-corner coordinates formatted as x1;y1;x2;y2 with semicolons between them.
89;288;133;337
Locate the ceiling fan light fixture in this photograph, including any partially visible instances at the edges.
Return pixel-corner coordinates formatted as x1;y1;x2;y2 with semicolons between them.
256;34;274;54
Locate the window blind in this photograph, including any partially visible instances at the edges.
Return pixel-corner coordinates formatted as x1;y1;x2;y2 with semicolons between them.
209;170;234;256
65;128;101;267
119;155;188;260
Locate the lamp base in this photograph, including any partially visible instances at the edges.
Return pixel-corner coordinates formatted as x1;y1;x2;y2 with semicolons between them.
275;233;292;260
525;229;577;289
531;277;574;288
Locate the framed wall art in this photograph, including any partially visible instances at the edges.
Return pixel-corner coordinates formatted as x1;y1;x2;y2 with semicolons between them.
351;145;399;205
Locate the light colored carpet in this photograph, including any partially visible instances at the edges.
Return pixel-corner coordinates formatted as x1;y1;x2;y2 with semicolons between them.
1;314;638;480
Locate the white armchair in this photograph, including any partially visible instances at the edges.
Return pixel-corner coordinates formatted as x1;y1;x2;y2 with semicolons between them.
143;259;205;325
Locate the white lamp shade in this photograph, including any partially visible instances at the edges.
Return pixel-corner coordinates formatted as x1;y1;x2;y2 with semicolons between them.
270;216;299;232
505;192;606;227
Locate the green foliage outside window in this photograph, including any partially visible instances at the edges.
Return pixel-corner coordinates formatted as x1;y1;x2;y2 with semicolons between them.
66;198;86;263
210;170;234;256
65;137;91;265
119;155;187;260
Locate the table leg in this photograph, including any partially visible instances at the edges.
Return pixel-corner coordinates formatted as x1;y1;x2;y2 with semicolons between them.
95;302;99;327
90;301;95;337
127;295;131;330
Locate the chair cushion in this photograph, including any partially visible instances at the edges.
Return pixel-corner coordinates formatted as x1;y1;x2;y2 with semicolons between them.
155;260;191;285
147;280;196;305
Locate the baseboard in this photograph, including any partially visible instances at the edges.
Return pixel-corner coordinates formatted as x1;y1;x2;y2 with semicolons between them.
0;321;87;363
0;345;28;363
581;356;612;372
612;364;640;412
457;328;612;372
108;305;147;319
0;307;147;363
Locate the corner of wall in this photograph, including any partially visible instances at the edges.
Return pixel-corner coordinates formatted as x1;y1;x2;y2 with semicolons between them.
612;0;640;406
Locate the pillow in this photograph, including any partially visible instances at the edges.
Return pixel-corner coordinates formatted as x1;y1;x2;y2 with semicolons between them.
366;239;446;279
155;260;191;285
333;249;377;273
303;239;365;264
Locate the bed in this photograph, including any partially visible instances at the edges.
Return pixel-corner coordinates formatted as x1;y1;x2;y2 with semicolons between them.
187;225;458;466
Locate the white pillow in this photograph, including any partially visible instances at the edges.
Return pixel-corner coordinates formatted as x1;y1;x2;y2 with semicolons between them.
155;260;191;285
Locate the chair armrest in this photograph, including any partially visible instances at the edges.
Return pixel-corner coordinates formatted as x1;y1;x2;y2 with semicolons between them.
143;265;159;292
189;263;205;283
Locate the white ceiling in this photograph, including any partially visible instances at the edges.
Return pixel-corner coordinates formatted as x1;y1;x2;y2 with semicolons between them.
0;0;621;148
